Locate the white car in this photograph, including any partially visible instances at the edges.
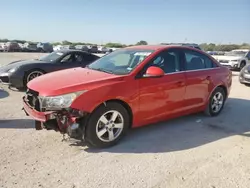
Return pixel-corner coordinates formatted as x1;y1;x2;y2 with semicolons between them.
212;49;250;70
97;46;109;53
0;43;4;51
53;45;64;51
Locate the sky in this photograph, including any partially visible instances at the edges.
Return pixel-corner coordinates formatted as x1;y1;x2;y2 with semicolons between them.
1;0;250;44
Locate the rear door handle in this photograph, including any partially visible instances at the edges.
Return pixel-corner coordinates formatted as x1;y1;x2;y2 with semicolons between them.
176;81;184;85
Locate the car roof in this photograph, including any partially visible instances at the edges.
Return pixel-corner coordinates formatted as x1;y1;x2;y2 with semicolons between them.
125;45;201;51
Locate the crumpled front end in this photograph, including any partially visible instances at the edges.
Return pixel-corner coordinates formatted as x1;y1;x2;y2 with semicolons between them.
22;88;88;140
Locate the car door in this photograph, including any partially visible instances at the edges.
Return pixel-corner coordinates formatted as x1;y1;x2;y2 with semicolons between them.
183;49;219;110
137;49;186;123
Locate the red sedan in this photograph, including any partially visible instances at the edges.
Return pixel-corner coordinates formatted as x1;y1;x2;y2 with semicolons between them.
23;45;232;148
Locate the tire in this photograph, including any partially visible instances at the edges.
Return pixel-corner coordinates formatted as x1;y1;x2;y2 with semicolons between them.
38;48;44;53
23;69;45;87
85;102;130;148
239;61;246;71
204;87;226;117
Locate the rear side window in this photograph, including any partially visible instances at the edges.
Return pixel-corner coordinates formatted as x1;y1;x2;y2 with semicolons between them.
84;54;99;62
184;49;217;70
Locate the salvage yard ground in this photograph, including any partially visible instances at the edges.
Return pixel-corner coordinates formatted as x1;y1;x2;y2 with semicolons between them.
0;52;250;188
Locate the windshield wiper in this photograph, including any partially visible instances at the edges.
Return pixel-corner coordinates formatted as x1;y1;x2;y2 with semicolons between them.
94;68;114;74
86;66;114;74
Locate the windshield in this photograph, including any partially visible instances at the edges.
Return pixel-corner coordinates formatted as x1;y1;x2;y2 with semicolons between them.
39;52;64;62
225;51;246;57
87;49;154;75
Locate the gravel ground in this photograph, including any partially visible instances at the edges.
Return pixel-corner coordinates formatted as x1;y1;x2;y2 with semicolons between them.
0;53;250;188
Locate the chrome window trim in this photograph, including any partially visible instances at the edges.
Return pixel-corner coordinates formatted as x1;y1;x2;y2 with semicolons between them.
162;67;220;76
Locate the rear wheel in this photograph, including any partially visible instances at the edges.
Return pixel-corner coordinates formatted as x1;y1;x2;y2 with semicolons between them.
204;87;226;116
85;102;130;148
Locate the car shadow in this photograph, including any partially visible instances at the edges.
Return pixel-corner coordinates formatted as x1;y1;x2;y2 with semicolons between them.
0;89;9;99
79;98;250;154
0;119;35;129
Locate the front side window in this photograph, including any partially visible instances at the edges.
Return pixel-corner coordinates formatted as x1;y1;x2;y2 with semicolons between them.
60;53;79;63
144;49;181;74
87;49;154;75
39;52;64;62
184;49;216;70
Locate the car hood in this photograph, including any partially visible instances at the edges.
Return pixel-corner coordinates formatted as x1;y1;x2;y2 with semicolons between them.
212;55;242;61
27;68;124;96
0;59;44;72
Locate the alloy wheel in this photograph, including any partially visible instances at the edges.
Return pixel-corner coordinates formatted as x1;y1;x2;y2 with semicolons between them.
96;110;124;142
211;92;224;113
27;71;44;82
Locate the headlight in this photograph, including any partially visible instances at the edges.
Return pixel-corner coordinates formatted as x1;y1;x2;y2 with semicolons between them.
244;69;249;73
40;91;87;110
231;59;239;62
8;67;17;73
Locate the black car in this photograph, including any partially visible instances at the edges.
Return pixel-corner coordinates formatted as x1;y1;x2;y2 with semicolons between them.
0;50;100;90
239;64;250;86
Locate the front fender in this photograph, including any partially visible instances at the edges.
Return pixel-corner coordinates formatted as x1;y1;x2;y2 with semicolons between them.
70;80;139;114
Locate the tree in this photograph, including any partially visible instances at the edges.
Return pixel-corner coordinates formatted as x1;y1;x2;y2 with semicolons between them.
136;40;148;45
105;43;125;48
61;40;72;45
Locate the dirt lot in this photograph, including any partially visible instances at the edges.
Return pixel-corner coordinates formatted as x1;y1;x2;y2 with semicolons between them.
0;52;250;188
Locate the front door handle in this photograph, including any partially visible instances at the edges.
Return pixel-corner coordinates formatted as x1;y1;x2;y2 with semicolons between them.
206;76;211;80
202;76;211;82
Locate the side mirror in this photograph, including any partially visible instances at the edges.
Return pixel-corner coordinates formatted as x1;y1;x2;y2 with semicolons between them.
143;66;164;78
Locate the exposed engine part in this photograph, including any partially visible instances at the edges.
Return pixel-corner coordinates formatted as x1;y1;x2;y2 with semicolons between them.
43;119;59;131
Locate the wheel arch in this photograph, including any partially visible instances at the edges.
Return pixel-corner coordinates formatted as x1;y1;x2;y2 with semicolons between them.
217;84;228;99
206;83;228;106
23;68;46;85
93;99;133;128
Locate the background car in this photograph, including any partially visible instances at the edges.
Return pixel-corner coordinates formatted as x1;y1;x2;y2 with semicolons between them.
74;45;89;52
23;42;38;52
53;45;64;51
37;42;53;53
97;46;109;53
5;42;21;52
0;43;5;52
88;45;98;53
0;50;100;90
22;45;232;148
239;64;250;85
63;45;76;50
212;49;250;70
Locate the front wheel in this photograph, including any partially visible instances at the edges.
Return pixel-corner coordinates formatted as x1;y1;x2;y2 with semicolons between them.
204;87;226;116
85;102;130;148
23;69;45;87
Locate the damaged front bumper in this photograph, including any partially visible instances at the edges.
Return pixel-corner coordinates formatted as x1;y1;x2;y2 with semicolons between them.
22;97;87;140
